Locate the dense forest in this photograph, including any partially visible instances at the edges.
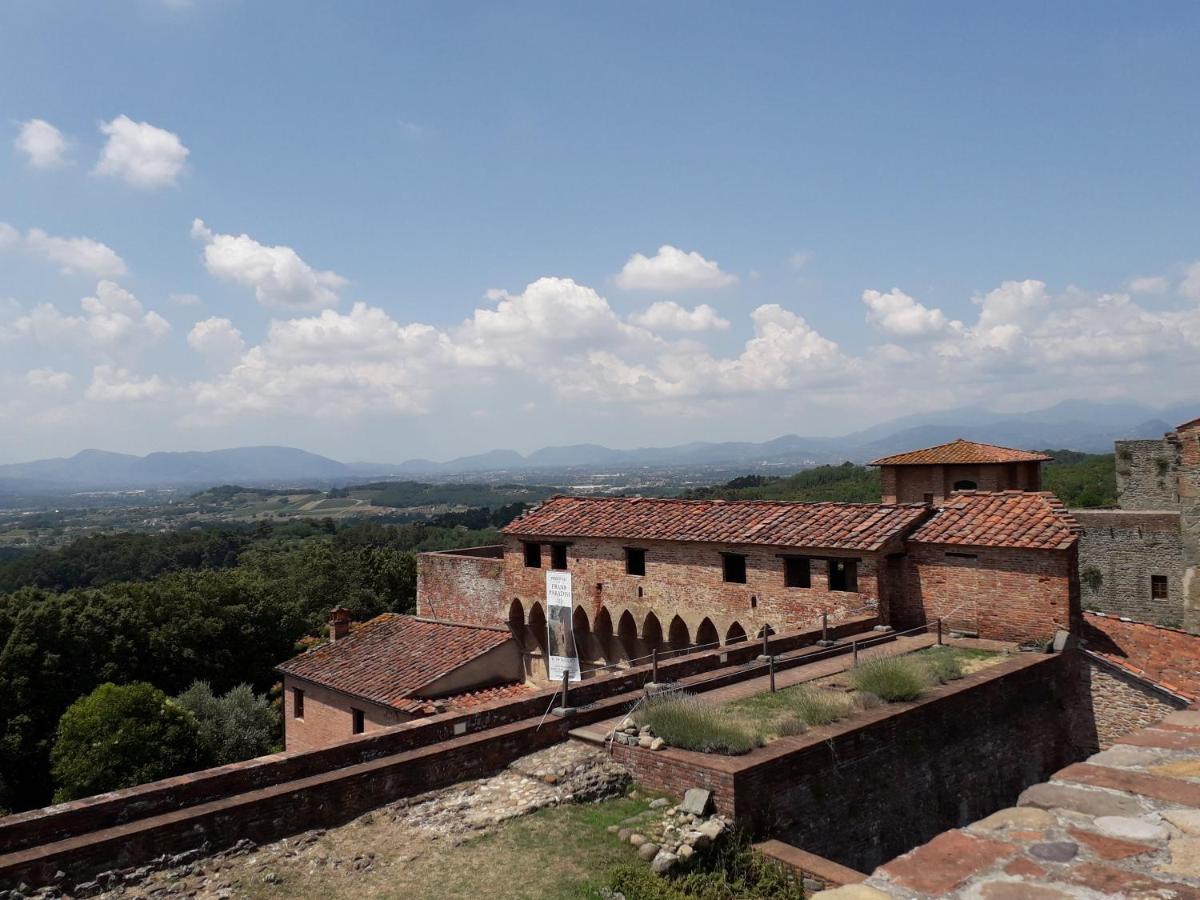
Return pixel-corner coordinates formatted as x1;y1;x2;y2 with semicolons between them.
0;518;501;812
686;451;1117;508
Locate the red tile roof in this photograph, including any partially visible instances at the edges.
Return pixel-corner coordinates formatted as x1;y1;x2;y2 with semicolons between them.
869;439;1052;467
503;496;929;552
277;614;512;709
909;491;1079;550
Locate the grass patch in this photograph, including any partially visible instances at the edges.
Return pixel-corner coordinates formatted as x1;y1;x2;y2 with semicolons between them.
849;655;930;702
790;686;850;726
638;694;761;755
921;646;965;683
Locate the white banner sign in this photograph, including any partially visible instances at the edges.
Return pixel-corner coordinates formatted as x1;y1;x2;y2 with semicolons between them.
545;570;580;682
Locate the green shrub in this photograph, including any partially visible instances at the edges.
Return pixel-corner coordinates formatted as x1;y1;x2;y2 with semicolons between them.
921;647;965;684
775;717;808;737
789;687;849;726
51;682;204;802
175;681;280;766
849;656;929;702
638;694;761;755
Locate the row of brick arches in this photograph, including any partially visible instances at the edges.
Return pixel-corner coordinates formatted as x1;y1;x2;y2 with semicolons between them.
507;599;773;677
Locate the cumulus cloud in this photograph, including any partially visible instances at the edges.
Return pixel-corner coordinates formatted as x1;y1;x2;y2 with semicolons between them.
7;281;170;355
1181;262;1200;300
615;245;737;292
631;301;730;332
862;288;960;337
25;368;73;392
1129;275;1169;295
0;222;126;278
191;219;346;309
86;365;171;402
94;115;189;188
187;317;245;363
14;119;68;168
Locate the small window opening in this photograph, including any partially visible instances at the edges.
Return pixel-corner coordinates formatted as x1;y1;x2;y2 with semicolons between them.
625;547;646;576
351;708;365;735
953;480;977;491
829;559;858;592
923;492;935;505
722;553;747;584
550;543;568;570
1151;575;1169;601
293;688;305;719
523;542;542;568
637;586;643;598
750;595;758;608
784;557;811;588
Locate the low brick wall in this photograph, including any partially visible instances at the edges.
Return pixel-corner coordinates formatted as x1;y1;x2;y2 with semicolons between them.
416;545;505;625
0;615;877;886
1081;610;1200;700
611;652;1083;874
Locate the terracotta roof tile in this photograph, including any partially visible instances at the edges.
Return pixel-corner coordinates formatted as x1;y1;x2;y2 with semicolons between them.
502;496;928;552
869;439;1052;467
909;491;1080;550
277;614;512;709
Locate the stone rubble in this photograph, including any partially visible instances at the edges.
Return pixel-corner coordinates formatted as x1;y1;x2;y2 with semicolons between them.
607;717;667;750
607;792;730;878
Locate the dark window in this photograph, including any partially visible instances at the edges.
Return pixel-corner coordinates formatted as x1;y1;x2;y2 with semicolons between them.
953;480;977;491
783;557;811;588
625;547;646;576
523;542;541;568
722;553;747;584
293;688;304;719
828;559;858;592
1152;575;1169;600
923;493;935;505
550;543;568;570
351;708;365;735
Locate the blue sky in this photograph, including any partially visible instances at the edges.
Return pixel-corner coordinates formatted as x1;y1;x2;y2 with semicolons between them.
2;1;1199;463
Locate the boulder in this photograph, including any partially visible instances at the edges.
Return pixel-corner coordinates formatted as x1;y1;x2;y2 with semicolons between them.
638;842;661;861
629;833;647;846
680;788;713;816
650;738;666;751
651;850;678;874
649;798;669;809
638;735;654;749
697;819;725;841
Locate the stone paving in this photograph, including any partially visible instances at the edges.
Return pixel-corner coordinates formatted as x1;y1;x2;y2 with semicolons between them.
815;709;1200;899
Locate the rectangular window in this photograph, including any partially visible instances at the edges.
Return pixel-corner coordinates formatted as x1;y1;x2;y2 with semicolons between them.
550;543;568;570
783;557;811;588
293;687;305;719
625;547;646;576
722;553;747;584
828;559;858;593
1151;575;1169;601
351;708;365;735
522;542;541;568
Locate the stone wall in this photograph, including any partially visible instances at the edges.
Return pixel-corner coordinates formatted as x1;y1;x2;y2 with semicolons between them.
1072;509;1186;626
895;544;1077;642
1114;438;1180;509
1077;653;1186;751
416;546;505;625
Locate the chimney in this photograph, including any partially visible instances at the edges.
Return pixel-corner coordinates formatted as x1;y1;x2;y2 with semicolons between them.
328;606;351;642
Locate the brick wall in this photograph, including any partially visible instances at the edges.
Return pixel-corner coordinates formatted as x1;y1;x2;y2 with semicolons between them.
416;546;504;625
613;653;1082;874
883;462;1041;504
282;677;410;753
1081;611;1200;700
895;543;1077;642
1073;510;1186;626
503;535;891;658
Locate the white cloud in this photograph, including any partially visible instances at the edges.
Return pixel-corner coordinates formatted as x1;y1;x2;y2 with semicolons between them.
788;251;812;269
86;365;171;402
95;115;189;188
187;317;245;363
191;219;346;309
631;301;730;332
7;281;170;355
1181;262;1200;300
25;368;73;392
614;245;737;292
168;292;203;307
0;222;126;278
862;288;960;337
1129;275;1169;295
14;119;68;169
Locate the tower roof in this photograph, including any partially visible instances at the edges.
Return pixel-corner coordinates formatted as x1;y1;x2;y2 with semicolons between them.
869;439;1052;467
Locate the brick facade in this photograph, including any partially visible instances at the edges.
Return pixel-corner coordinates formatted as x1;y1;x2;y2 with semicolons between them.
415;545;504;625
895;544;1078;642
882;460;1042;505
282;676;411;753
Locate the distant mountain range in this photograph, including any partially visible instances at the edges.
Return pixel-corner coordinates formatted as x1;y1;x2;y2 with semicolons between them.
1;400;1194;491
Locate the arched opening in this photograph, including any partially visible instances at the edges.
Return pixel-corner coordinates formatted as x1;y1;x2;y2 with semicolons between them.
507;599;526;648
667;615;690;654
697;617;719;649
642;612;663;657
527;602;548;680
953;480;977;491
725;621;747;644
594;607;615;664
756;623;776;639
572;605;594;671
617;610;639;660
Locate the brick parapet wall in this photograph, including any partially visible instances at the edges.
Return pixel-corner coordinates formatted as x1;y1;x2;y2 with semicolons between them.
416;547;505;625
1081;611;1200;700
0;614;876;860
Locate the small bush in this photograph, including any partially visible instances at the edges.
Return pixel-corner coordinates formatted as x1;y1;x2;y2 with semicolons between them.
638;694;761;755
849;656;929;702
776;717;808;737
921;647;966;684
855;690;885;710
789;687;849;726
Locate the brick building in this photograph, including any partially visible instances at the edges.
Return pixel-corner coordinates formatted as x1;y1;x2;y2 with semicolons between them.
871;439;1049;505
1073;417;1200;631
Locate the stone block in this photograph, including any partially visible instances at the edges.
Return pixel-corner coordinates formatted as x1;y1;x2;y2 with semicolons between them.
679;789;713;817
1018;783;1146;818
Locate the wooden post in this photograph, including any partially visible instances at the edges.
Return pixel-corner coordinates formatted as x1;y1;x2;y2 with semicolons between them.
651;648;658;684
852;640;858;666
937;618;943;646
769;654;776;693
761;629;769;657
561;670;569;710
822;611;829;643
